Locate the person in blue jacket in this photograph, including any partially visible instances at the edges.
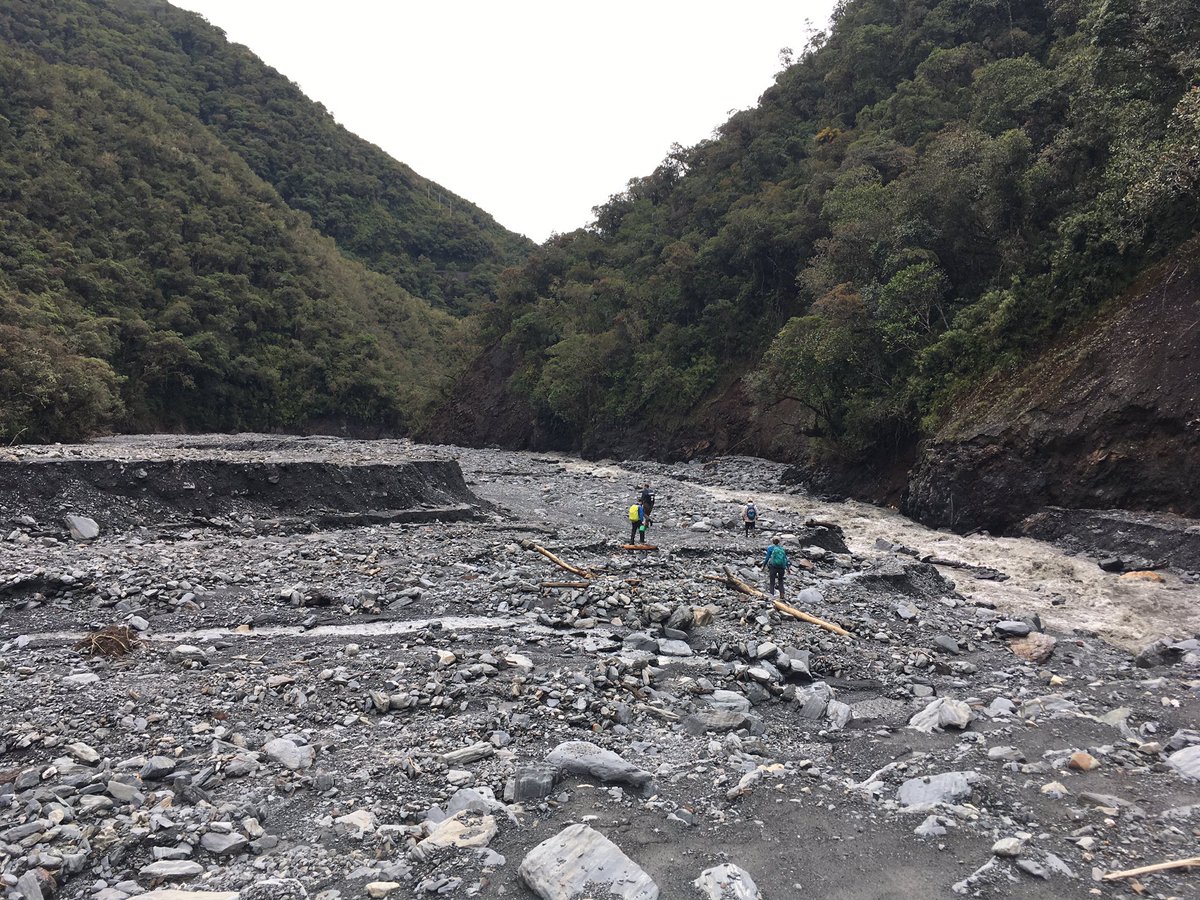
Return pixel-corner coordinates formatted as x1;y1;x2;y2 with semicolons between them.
762;536;790;600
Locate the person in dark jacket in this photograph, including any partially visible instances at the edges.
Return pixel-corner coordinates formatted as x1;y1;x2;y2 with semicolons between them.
639;483;655;519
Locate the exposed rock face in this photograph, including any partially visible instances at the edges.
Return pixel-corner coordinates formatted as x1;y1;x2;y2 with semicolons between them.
0;435;483;533
1019;507;1200;571
903;247;1200;534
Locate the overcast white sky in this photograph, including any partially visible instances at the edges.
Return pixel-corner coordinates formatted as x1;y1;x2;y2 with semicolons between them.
173;1;837;242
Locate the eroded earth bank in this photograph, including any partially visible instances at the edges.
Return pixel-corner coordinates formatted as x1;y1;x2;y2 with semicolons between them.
2;436;1200;900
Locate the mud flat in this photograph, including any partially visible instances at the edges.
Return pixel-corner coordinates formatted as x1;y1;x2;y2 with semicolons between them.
2;437;1200;900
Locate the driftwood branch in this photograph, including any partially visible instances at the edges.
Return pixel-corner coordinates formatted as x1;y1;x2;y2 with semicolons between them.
1102;857;1200;881
621;543;658;551
519;540;594;578
706;567;852;637
541;581;590;589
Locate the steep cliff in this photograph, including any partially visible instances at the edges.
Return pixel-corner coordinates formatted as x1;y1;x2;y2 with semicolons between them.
903;238;1200;532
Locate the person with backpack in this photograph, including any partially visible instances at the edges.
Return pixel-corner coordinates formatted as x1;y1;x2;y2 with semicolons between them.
639;483;655;519
762;536;790;600
742;500;758;537
628;500;645;544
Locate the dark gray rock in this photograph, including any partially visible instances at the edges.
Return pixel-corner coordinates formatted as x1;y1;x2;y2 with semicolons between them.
546;740;652;789
995;620;1032;636
682;709;750;735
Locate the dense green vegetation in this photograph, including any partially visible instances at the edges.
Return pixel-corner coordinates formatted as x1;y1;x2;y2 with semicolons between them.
0;0;529;442
481;0;1199;461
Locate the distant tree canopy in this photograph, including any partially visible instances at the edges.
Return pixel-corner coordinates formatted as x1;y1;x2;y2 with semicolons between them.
0;0;530;442
478;0;1200;460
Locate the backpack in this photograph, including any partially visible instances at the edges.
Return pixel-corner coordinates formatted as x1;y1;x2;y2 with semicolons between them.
745;504;757;521
768;545;787;567
629;504;641;522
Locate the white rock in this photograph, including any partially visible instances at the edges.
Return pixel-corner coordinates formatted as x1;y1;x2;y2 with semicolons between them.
138;860;204;879
414;812;497;860
518;823;658;899
335;809;377;838
897;771;979;809
992;837;1023;857
262;737;315;770
694;863;762;899
908;697;973;733
365;884;401;899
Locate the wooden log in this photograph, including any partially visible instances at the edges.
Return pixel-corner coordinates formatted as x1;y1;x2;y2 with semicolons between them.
1102;857;1200;881
621;543;659;551
519;539;594;578
705;567;851;637
541;581;590;589
771;599;852;637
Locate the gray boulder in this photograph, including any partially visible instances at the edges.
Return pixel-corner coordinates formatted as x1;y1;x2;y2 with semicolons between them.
546;740;652;789
64;514;99;541
1167;745;1200;780
201;832;249;857
707;690;751;713
681;709;750;735
518;823;658;899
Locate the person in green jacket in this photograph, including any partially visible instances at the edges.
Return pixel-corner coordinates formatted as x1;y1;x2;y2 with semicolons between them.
762;536;790;600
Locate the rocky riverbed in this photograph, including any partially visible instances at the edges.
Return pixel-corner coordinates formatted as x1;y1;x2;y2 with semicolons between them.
2;436;1199;900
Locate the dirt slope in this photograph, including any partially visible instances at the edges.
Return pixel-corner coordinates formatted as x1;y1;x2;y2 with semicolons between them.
904;238;1200;533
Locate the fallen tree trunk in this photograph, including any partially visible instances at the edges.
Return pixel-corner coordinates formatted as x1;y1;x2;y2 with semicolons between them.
1102;857;1200;881
705;567;852;637
702;568;765;598
771;598;852;637
519;540;594;578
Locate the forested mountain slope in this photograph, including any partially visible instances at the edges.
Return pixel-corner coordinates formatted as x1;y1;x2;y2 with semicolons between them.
430;0;1199;525
0;0;530;441
0;0;531;312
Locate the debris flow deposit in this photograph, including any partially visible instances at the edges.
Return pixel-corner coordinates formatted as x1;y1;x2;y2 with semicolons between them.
2;435;1199;900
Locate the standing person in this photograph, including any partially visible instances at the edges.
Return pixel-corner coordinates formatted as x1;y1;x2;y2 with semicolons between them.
628;500;644;544
639;483;655;519
762;536;789;600
742;500;758;537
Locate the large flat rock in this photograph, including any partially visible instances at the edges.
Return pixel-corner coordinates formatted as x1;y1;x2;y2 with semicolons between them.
518;823;658;899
